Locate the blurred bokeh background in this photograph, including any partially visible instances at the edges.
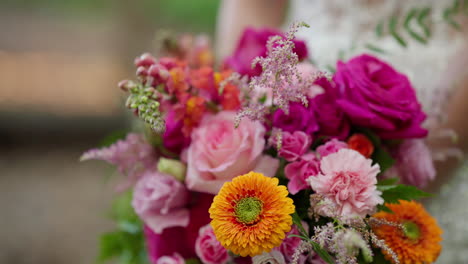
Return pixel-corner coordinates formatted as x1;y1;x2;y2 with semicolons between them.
0;1;219;263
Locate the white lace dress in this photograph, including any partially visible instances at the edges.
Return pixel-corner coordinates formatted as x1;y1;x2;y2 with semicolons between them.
287;0;468;262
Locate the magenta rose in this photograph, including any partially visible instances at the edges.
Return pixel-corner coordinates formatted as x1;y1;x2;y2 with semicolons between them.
333;54;427;139
163;110;190;154
132;171;189;234
224;27;308;77
195;224;230;264
186;111;279;194
275;131;312;162
316;139;348;158
273;101;319;134
311;77;350;140
284;153;320;195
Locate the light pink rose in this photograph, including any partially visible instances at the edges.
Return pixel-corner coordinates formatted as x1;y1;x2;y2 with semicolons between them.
186;111;279;194
132;171;189;234
195;224;230;264
308;149;383;217
252;250;286;264
277;131;312;162
285;153;320;195
316;139;348;158
156;253;185;264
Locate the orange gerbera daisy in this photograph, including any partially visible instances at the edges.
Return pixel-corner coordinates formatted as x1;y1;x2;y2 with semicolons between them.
372;200;443;264
209;172;295;257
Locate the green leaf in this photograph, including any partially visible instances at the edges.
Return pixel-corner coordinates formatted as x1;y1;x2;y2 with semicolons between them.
185;258;201;264
389;16;407;47
443;6;462;30
291;211;308;237
99;231;123;261
98;130;129;148
372;147;395;174
375;20;384;38
417;7;432;38
310;241;335;264
377;178;399;186
377;204;394;213
381;184;432;204
364;43;387;54
404;8;428;44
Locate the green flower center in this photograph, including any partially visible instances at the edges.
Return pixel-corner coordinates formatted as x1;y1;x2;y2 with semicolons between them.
403;221;421;240
234;197;263;225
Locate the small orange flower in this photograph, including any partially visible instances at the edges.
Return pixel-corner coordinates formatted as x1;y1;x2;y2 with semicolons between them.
209;172;295;257
181;96;206;137
372;200;442;264
347;133;374;158
215;70;241;110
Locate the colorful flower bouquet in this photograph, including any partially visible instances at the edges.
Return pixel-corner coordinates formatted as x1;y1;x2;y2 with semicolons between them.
82;23;442;264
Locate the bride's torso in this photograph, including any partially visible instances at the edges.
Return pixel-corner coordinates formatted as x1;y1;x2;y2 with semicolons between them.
287;0;468;263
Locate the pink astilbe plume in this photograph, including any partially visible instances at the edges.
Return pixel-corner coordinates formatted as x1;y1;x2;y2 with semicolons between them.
81;133;158;191
235;22;328;126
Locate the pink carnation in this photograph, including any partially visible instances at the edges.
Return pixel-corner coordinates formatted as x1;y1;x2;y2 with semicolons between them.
195;224;230;264
80;133;157;191
308;149;383;217
132;171;189;234
316;139;348;158
156;253;185;264
285;153;320;195
385;139;436;188
277;131;312;162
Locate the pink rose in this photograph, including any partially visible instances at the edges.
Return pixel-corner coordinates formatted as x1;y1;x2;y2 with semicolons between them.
195;224;230;264
186;111;279;194
316;139;348;158
156;253;185;264
132;171;189;234
308;149;383;217
385;139;436;188
276;131;312;162
285;153;320;195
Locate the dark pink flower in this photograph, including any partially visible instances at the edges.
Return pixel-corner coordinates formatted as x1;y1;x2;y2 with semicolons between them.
311;78;350;140
145;194;214;263
224;27;308;77
163;110;190;154
284;153;320;194
276;223;309;264
195;224;230;264
316;139;348;158
272;101;319;135
333;54;428;139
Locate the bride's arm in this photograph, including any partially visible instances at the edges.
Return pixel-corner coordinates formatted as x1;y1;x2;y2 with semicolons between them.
215;0;288;59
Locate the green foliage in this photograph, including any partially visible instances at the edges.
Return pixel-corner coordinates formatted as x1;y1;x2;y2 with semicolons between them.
353;128;395;174
380;184;432;204
98;191;149;264
98;130;129;148
369;0;466;51
310;241;335;264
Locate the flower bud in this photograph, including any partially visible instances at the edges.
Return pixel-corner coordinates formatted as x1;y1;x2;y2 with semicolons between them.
134;53;156;67
157;157;186;181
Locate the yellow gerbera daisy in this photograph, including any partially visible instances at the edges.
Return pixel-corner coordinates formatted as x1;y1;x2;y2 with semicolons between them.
372;200;443;264
209;171;295;257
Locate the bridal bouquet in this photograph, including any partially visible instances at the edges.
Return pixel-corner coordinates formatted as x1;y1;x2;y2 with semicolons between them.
83;23;442;264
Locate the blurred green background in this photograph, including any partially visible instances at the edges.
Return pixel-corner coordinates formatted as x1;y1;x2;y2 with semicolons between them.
0;1;218;264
